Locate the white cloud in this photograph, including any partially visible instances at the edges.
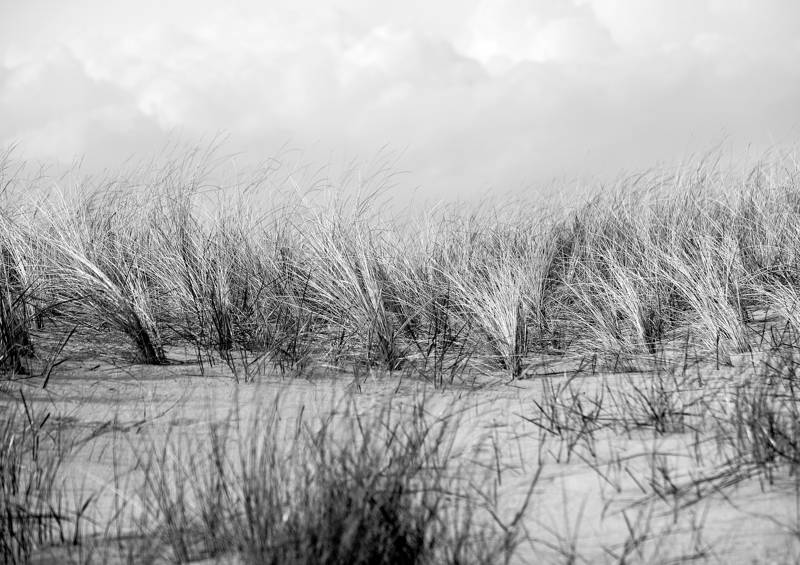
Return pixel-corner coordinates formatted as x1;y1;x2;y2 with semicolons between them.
460;0;615;68
587;0;710;49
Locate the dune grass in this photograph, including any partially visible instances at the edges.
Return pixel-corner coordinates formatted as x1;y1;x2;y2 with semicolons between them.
0;193;36;373
2;148;800;377
0;394;88;564
0;383;540;564
129;394;536;565
4;145;800;561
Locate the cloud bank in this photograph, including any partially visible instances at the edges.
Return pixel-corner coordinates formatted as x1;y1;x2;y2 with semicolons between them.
1;0;799;201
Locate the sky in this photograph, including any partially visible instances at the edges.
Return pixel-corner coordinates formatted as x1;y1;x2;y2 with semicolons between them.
1;0;799;202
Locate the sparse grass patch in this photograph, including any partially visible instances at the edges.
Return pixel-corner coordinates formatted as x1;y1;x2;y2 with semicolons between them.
0;394;87;564
720;349;800;478
134;394;538;564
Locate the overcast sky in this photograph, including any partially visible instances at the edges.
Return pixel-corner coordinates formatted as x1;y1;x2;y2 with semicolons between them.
1;0;799;201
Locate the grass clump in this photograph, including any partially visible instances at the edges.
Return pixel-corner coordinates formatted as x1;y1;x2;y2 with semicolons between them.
136;395;536;564
0;244;33;374
720;348;800;478
0;159;36;374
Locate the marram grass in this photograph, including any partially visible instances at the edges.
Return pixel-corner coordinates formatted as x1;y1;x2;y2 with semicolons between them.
2;149;800;375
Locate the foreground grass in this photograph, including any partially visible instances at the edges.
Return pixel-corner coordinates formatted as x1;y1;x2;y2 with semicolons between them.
0;388;537;564
132;395;534;565
5;346;800;563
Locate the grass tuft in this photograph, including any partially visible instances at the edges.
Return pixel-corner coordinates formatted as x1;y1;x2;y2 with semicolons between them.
135;395;537;564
